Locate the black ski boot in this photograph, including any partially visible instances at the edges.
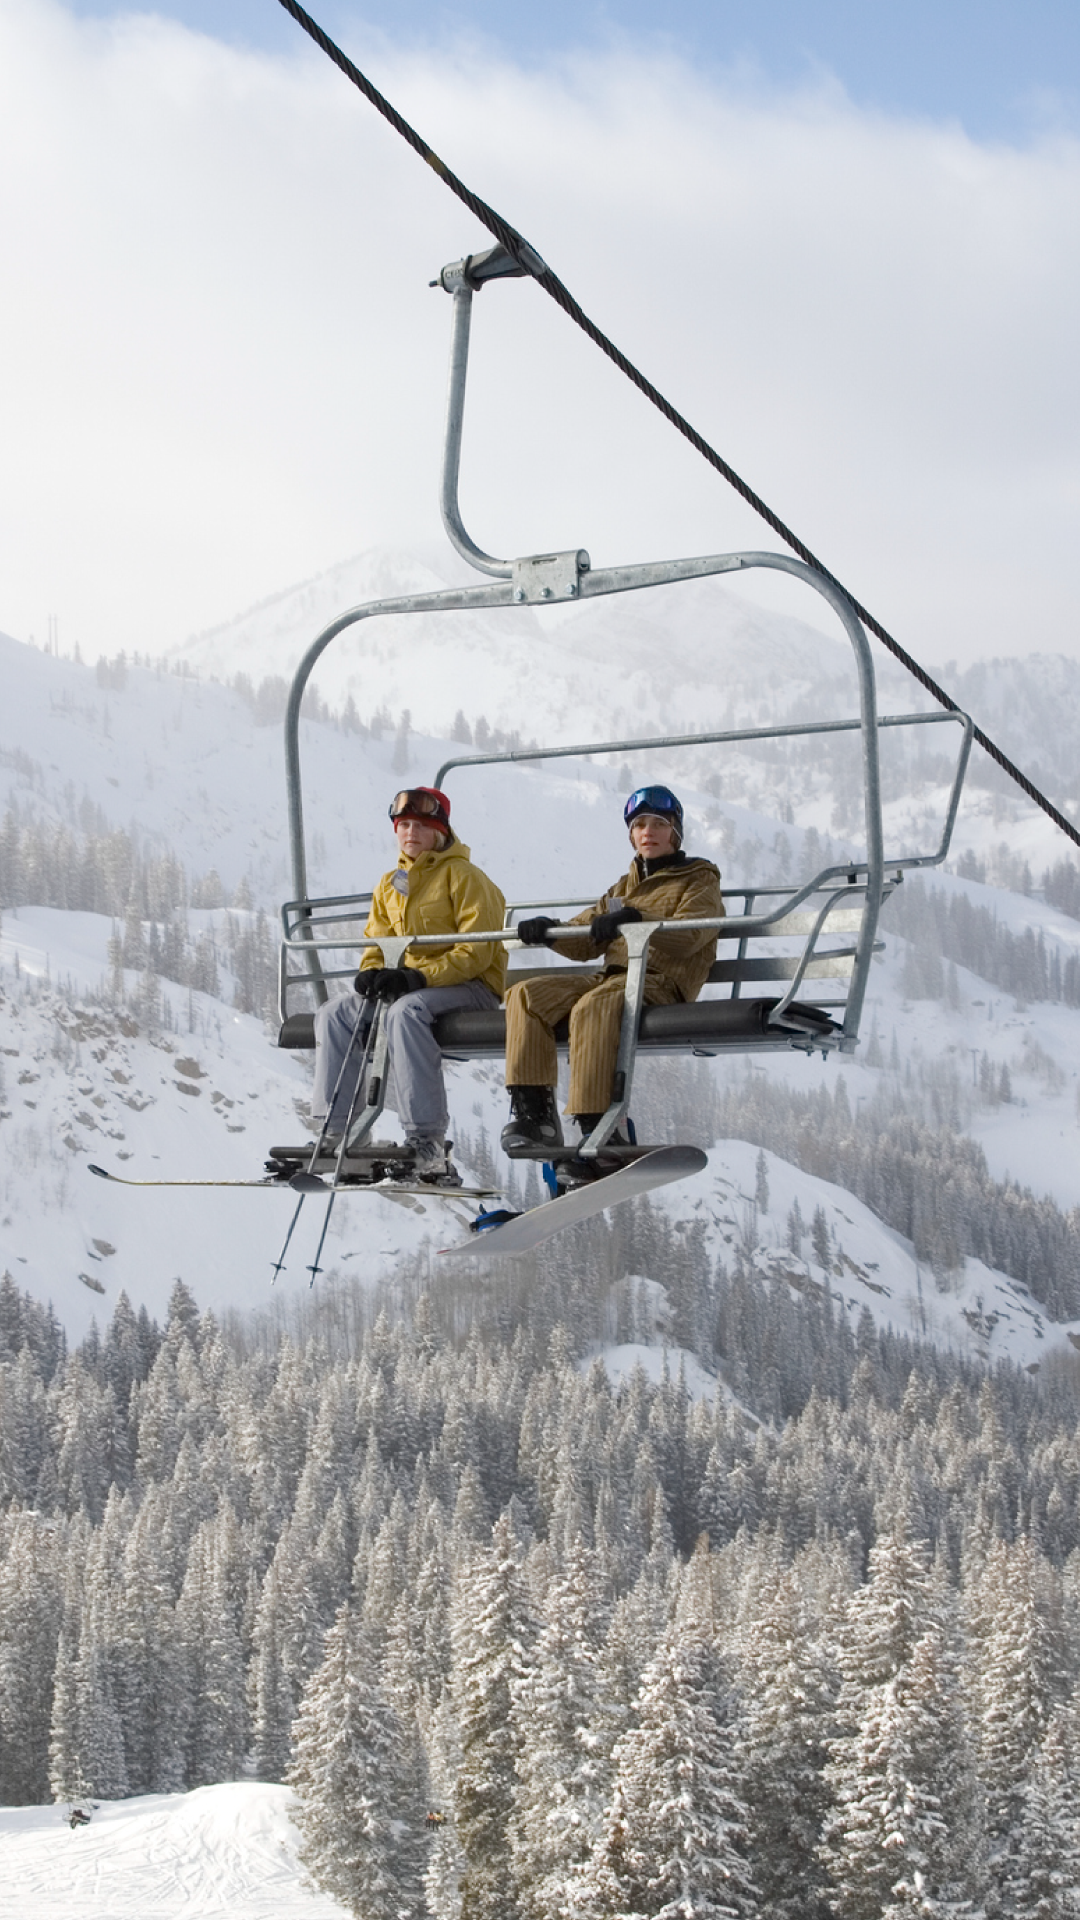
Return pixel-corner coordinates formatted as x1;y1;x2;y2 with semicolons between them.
501;1086;564;1156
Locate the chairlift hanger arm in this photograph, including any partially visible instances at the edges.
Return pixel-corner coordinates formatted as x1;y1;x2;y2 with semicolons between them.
439;281;511;578
286;220;886;970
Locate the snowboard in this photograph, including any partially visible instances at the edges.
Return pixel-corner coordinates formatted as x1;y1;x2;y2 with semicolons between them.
439;1145;707;1256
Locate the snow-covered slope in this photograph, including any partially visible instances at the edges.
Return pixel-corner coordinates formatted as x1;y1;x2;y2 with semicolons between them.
661;1139;1075;1374
0;908;498;1341
5;882;1079;1370
4;588;1080;1367
0;625;740;903
0;1784;346;1920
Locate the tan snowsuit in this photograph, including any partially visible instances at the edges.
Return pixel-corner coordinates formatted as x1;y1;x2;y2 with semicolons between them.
504;853;724;1114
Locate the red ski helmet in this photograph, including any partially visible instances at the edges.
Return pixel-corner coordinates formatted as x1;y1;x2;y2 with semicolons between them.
389;787;453;840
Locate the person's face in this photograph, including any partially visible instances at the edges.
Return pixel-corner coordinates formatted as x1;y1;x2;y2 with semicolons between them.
395;816;442;858
630;813;677;858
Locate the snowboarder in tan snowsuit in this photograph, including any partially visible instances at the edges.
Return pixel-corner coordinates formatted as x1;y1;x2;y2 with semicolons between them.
500;786;723;1156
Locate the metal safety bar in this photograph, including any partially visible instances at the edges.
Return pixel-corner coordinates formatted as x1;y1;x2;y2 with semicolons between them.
277;901;872;1153
279;879;879;978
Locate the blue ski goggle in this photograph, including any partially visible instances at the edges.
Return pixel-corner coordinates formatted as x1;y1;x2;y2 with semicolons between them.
624;786;683;827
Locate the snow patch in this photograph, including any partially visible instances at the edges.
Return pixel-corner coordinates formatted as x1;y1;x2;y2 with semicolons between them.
0;1783;346;1919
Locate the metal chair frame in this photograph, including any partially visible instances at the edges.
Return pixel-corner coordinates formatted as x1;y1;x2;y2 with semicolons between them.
279;248;973;1155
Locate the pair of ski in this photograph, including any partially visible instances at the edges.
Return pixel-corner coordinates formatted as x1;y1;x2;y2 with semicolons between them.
87;1145;706;1255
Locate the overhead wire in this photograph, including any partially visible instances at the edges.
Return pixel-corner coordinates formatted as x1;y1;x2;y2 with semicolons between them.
275;0;1080;856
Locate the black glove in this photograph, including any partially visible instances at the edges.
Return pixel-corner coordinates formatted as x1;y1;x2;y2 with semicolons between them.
356;966;427;1002
516;915;558;946
590;904;642;945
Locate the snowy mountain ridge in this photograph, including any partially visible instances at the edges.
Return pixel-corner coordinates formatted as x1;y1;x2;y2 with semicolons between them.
162;543;1080;841
164;544;857;748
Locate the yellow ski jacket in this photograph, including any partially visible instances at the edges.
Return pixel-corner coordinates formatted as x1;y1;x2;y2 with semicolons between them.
359;839;508;997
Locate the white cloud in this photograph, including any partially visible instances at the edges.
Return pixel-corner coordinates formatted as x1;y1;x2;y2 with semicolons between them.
1;0;1079;668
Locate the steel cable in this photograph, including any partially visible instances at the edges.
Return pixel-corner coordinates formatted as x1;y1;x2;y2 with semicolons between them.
275;0;1080;854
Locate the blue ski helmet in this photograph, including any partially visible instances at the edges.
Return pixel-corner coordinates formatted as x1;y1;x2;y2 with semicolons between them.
624;785;684;845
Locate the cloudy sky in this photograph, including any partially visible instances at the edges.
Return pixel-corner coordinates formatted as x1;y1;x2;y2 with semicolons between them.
3;0;1079;669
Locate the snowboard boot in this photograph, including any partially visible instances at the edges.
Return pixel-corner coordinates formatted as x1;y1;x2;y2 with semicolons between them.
501;1086;564;1157
409;1136;464;1189
558;1115;631;1191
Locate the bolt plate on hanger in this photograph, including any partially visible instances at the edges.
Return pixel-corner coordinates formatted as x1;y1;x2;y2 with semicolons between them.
511;550;591;603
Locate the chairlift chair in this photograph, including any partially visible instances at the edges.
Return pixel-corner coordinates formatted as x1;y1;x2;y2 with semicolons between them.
276;245;973;1164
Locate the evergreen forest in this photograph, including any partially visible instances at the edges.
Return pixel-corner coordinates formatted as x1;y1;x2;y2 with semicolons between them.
4;1244;1080;1918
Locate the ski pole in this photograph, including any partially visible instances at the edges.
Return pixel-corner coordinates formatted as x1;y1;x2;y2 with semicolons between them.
306;1003;382;1284
329;999;382;1182
307;995;374;1173
271;994;372;1279
271;1194;307;1282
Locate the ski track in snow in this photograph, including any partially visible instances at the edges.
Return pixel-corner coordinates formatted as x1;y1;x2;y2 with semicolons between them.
0;1784;347;1918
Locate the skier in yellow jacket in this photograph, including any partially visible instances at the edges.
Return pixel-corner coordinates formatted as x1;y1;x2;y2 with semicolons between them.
501;786;723;1157
313;788;506;1186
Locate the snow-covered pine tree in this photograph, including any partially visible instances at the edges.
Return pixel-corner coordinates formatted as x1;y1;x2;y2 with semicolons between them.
976;1536;1060;1905
251;1559;295;1782
111;1492;188;1793
175;1508;247;1785
821;1526;983;1919
423;1686;469;1920
73;1622;129;1799
579;1543;756;1919
290;1600;424;1919
451;1510;531;1920
51;1354;115;1521
510;1536;610;1919
0;1509;61;1802
1000;1704;1080;1920
590;1568;671;1788
0;1343;48;1506
48;1627;83;1805
735;1555;835;1920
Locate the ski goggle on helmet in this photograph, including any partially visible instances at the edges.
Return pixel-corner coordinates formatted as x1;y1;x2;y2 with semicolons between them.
624;785;684;845
388;788;452;837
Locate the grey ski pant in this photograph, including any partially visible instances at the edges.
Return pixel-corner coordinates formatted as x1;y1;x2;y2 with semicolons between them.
312;980;500;1140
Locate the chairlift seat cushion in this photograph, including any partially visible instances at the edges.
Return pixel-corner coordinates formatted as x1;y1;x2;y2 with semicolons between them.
277;997;839;1054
